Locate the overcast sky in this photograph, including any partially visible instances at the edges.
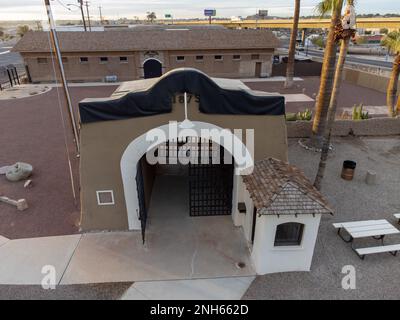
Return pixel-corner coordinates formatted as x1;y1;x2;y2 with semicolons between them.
0;0;398;21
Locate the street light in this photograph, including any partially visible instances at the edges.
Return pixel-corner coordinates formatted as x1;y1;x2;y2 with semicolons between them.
66;1;87;31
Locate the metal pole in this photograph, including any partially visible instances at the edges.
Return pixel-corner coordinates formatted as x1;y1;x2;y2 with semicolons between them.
98;6;103;25
44;0;80;153
78;0;87;31
85;1;92;31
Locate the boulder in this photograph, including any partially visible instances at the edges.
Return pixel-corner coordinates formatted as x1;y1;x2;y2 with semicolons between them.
5;162;33;182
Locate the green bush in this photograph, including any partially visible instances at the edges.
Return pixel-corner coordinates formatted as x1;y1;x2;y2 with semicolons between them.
285;109;313;121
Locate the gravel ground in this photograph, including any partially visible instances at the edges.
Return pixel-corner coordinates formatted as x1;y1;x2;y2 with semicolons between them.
0;85;117;239
245;77;387;115
0;283;132;300
244;136;400;300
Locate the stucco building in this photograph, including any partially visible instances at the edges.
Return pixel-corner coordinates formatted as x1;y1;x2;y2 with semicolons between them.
12;27;279;83
78;68;333;275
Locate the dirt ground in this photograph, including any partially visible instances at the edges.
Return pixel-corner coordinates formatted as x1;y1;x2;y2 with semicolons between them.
245;77;387;115
0;85;117;239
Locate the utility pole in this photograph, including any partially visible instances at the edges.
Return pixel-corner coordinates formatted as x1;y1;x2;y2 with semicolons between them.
98;5;103;25
85;1;92;31
78;0;87;31
44;0;80;153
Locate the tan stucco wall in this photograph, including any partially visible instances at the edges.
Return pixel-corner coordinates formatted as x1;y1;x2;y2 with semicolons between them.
343;68;400;93
22;48;274;83
79;96;288;231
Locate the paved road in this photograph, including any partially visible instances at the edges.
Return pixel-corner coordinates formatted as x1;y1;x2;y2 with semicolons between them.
304;48;393;69
0;42;24;73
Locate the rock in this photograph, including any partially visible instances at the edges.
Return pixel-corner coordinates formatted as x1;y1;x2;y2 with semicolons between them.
24;179;33;188
0;166;11;175
5;162;33;182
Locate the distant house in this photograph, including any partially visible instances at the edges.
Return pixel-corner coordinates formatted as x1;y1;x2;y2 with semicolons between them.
12;27;280;83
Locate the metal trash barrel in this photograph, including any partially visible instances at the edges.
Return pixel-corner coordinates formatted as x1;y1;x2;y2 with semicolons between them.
341;160;356;181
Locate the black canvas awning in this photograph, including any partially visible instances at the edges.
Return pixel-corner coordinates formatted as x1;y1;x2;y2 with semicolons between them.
79;68;285;123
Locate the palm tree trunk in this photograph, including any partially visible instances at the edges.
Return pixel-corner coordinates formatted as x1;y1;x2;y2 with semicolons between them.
387;53;400;117
285;0;301;89
314;37;350;190
310;0;344;148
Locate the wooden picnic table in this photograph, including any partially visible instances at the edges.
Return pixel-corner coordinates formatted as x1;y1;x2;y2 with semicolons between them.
333;219;400;247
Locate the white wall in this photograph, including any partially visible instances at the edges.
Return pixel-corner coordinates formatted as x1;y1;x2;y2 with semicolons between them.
251;214;322;275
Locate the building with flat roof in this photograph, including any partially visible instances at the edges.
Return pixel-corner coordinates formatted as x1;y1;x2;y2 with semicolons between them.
13;28;279;83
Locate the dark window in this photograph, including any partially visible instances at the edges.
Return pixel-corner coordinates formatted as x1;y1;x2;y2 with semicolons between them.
251;54;260;60
80;57;89;63
274;223;304;246
119;56;128;63
233;55;241;60
176;56;185;61
99;57;108;63
214;55;223;61
195;55;204;61
37;58;47;64
61;57;68;63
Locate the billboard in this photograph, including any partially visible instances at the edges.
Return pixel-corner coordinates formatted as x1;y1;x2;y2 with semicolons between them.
258;10;268;17
204;9;216;17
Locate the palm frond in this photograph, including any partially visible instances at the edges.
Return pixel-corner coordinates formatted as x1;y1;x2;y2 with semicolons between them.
382;31;400;54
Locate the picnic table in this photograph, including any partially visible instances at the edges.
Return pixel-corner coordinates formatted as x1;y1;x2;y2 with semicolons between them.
333;219;400;247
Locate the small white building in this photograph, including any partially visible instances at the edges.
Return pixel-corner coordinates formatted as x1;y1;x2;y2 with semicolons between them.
241;158;333;274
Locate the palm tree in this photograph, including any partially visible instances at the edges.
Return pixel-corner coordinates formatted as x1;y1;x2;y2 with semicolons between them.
309;0;344;149
382;31;400;117
146;12;157;23
285;0;301;89
314;0;356;190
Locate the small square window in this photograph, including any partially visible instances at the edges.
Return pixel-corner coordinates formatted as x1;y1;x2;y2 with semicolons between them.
251;54;260;60
233;55;241;60
176;56;185;62
196;55;204;61
37;58;47;64
120;56;128;63
80;57;89;63
96;190;115;206
214;55;223;61
61;57;68;63
99;57;108;63
274;222;304;247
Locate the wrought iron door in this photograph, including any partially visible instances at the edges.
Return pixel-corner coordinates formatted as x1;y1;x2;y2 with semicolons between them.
189;144;234;216
136;162;147;244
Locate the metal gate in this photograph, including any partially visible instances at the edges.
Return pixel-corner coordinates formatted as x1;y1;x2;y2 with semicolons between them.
136;161;147;243
189;143;234;216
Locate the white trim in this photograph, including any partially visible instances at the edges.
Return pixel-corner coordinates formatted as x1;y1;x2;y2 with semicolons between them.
120;121;254;230
142;57;163;65
96;190;115;206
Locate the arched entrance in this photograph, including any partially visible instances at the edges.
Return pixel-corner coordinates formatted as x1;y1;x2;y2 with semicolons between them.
120;121;254;233
143;58;162;79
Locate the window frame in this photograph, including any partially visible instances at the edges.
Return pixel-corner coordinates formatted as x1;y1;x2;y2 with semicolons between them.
119;56;128;63
251;54;260;60
99;56;109;64
37;57;48;64
195;55;204;62
274;222;304;247
214;55;223;61
176;56;185;62
233;54;241;61
79;57;89;64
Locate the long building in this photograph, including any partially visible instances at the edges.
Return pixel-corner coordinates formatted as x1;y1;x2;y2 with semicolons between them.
12;27;280;83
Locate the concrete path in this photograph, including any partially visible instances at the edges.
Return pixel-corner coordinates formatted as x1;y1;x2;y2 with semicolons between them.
122;277;255;300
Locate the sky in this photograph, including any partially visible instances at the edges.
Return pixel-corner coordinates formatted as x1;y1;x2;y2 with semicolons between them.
0;0;399;21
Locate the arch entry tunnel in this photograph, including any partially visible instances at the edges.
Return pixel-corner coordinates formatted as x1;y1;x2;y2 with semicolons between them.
78;68;332;276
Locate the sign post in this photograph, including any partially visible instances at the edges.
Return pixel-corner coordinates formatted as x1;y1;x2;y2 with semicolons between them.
204;9;216;25
165;13;173;24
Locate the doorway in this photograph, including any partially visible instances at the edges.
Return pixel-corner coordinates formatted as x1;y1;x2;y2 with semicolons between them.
143;59;162;79
255;62;262;78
